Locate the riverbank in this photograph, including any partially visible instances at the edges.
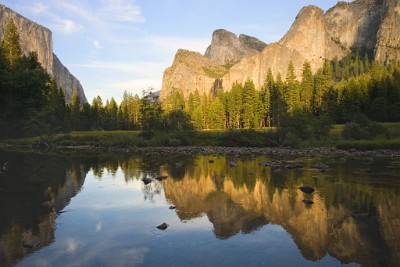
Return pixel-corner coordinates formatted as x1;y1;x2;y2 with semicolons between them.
2;143;400;158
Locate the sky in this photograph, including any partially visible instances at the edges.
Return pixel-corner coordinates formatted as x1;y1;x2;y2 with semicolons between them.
2;0;349;103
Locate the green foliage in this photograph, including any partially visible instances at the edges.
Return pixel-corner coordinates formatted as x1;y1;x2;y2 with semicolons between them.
0;20;70;139
341;120;388;140
1;19;21;66
218;129;278;147
202;65;228;78
164;110;194;131
277;109;333;147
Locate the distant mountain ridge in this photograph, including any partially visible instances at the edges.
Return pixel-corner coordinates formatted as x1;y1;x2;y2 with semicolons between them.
161;0;400;100
0;4;87;103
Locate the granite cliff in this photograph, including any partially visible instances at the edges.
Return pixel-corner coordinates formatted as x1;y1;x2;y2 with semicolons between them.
204;29;267;66
0;4;86;103
161;0;400;99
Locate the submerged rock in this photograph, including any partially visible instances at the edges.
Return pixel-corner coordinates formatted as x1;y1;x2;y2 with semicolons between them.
142;177;152;185
157;222;169;230
155;175;168;181
299;186;315;194
302;199;314;205
229;161;238;167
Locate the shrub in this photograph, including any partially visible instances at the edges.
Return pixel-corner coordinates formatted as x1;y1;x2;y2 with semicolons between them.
341;122;369;140
342;120;388;140
219;129;278;147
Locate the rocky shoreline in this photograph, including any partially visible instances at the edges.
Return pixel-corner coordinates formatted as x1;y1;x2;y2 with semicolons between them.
47;145;400;157
2;144;400;157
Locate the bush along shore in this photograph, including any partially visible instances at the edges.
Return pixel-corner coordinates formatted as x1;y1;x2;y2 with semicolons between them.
1;121;400;155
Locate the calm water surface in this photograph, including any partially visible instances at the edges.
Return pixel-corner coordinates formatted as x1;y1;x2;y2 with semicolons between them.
0;151;399;267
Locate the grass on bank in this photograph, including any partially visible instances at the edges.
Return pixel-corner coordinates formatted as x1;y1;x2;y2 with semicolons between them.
1;123;400;150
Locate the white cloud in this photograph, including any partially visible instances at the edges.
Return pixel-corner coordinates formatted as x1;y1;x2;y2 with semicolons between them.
99;0;145;23
30;2;48;14
72;60;164;76
109;78;162;91
93;40;101;49
56;19;83;34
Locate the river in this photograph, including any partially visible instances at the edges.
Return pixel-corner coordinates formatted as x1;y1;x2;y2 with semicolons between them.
0;150;399;267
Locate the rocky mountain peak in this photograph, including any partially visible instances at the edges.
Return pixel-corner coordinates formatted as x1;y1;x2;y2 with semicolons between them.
161;0;400;100
204;29;266;66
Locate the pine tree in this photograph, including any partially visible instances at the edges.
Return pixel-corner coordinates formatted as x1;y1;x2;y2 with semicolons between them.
227;82;243;128
208;97;225;129
70;88;81;130
261;68;274;127
1;19;22;66
285;61;300;112
270;73;286;127
301;60;313;111
242;79;256;128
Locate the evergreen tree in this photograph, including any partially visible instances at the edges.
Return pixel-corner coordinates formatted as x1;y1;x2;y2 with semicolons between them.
1;19;22;66
260;68;273;127
227;82;243;128
285;61;300;112
70;88;81;130
270;73;286;127
164;87;185;112
301;60;313;111
208;97;225;129
241;79;257;128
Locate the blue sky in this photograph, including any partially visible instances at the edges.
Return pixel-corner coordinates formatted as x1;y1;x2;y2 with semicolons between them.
2;0;348;103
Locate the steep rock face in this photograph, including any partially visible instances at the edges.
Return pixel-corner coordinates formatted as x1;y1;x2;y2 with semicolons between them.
324;0;383;52
0;4;87;103
204;29;266;66
160;49;228;99
53;54;86;103
0;5;53;74
161;0;400;98
375;0;400;63
223;5;347;91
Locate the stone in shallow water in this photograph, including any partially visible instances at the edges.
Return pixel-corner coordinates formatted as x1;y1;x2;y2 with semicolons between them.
155;175;168;181
302;199;314;205
299;186;315;194
142;177;152;185
157;223;169;230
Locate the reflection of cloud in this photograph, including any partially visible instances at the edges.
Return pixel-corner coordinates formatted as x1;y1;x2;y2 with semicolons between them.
96;221;102;232
65;238;82;252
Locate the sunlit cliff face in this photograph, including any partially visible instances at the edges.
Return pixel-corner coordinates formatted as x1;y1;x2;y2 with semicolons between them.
162;155;400;266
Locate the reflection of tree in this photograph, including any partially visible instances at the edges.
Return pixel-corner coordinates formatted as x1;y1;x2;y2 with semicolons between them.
0;151;87;266
162;155;400;266
142;180;163;202
2;151;399;267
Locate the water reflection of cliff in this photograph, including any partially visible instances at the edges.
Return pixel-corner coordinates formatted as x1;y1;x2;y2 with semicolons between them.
0;152;86;267
161;155;400;267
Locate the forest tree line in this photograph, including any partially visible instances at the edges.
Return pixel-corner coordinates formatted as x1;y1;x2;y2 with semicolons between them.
1;18;400;140
71;52;400;134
